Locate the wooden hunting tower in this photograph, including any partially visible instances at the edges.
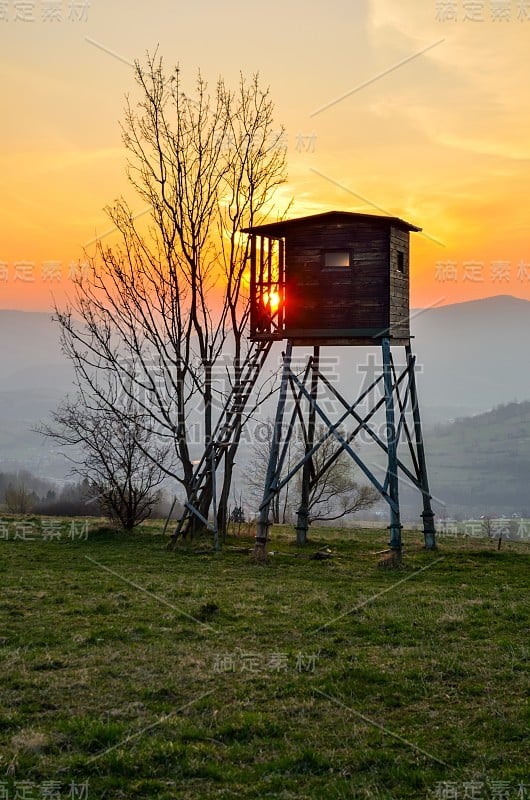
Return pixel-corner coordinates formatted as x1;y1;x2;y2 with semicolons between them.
243;210;436;560
169;210;436;559
244;210;420;346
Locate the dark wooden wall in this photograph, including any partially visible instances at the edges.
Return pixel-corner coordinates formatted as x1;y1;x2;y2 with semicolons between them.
283;219;409;339
389;225;411;339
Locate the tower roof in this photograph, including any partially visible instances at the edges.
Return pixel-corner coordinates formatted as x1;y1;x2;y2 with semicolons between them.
241;210;422;237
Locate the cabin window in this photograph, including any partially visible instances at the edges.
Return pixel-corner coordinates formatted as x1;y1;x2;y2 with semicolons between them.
397;251;405;272
323;250;350;269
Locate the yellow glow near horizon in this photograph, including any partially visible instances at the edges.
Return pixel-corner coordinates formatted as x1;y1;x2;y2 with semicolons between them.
1;1;529;311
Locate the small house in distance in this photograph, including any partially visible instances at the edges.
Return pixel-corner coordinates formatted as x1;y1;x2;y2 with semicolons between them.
243;210;421;346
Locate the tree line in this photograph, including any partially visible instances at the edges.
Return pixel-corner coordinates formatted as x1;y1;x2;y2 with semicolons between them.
0;469;181;523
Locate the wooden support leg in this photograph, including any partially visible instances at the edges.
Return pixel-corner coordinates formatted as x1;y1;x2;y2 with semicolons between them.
405;344;436;550
254;342;293;561
382;338;402;556
295;346;319;546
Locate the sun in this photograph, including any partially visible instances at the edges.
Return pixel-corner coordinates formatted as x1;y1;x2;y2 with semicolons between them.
263;290;281;312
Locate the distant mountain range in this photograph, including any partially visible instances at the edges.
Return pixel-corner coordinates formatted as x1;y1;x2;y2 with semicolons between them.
411;294;530;420
1;295;529;490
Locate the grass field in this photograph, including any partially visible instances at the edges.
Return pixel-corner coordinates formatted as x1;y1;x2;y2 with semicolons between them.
0;518;529;799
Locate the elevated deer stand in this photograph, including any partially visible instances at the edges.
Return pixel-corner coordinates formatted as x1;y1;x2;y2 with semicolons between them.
242;211;436;562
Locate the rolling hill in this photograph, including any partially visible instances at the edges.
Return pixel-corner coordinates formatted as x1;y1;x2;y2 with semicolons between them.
416;400;530;518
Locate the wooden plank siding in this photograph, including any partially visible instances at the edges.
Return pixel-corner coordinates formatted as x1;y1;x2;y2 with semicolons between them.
284;220;398;337
388;226;410;339
245;211;416;344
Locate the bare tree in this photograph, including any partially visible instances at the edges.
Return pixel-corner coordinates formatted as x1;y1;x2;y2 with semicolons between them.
481;515;494;539
55;56;288;537
0;470;56;515
295;427;379;524
245;422;378;528
39;393;168;530
4;483;35;515
244;419;293;524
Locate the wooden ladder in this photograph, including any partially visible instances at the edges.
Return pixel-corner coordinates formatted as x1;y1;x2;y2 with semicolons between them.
168;338;273;545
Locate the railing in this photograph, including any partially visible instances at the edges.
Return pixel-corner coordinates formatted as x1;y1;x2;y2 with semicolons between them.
249;234;285;339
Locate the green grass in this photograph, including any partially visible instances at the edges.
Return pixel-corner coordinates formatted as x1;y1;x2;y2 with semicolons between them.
0;519;529;799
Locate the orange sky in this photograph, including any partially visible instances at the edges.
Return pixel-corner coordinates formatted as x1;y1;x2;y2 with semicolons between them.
1;0;530;311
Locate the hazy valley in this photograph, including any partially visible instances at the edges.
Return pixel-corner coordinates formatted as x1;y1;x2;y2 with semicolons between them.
1;294;529;517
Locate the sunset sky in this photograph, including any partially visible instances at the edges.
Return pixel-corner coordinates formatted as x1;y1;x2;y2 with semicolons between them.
1;0;530;311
